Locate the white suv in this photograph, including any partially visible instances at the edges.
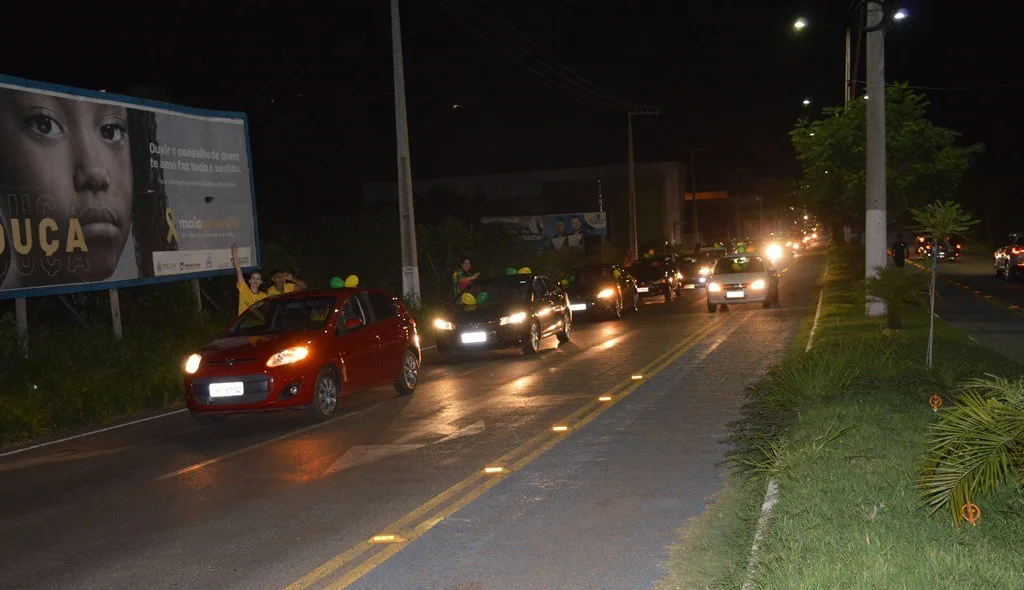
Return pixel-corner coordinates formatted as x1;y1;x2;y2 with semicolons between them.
706;254;779;312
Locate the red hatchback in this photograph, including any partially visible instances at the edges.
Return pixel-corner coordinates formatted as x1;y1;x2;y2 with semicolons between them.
184;288;421;423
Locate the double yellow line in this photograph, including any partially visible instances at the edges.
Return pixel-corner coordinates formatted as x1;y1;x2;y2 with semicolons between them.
285;314;732;590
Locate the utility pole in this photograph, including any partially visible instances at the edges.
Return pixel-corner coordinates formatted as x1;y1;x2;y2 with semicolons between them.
627;108;659;258
390;0;421;307
689;147;713;247
864;1;887;317
844;27;852;105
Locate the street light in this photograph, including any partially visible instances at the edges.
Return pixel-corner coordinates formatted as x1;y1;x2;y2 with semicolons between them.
793;17;807;31
802;98;811;106
894;9;907;20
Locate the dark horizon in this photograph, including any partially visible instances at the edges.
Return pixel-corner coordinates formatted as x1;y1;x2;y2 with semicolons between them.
2;0;1020;232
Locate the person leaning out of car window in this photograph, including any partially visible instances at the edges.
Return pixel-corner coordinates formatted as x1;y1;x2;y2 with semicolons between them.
232;242;267;316
267;267;307;297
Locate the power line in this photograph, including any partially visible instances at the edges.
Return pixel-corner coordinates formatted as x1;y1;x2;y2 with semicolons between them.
465;0;653;109
433;0;655;110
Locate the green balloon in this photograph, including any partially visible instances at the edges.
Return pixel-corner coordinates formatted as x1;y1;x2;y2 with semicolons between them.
329;277;344;288
506;267;517;275
476;292;489;304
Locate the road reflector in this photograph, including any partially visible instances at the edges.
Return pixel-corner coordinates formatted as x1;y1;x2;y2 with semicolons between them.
483;466;505;474
598;395;613;402
552;425;570;432
631;374;643;380
370;533;405;543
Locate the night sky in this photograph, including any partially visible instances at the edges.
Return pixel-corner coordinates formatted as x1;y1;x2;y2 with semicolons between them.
3;0;1020;230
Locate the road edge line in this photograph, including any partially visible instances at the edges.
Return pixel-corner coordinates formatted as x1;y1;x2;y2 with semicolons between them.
743;259;827;589
0;408;188;459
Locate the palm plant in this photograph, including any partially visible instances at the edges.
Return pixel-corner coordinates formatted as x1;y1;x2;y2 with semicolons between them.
864;265;928;329
918;375;1024;526
910;200;979;368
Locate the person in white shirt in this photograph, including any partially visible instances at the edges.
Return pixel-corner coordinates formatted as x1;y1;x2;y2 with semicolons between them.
550;220;568;250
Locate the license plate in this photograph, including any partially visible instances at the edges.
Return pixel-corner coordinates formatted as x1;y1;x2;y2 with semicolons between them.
636;287;649;293
461;331;487;344
684;284;695;289
726;291;745;299
209;382;244;397
569;303;587;311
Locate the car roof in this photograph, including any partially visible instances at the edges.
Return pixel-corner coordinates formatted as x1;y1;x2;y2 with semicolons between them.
270;287;396;299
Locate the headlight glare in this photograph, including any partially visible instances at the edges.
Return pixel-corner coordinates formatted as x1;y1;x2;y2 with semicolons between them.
751;279;767;290
500;311;528;326
698;267;711;276
266;346;310;368
184;353;202;375
433;318;455;331
597;288;615;299
708;282;722;292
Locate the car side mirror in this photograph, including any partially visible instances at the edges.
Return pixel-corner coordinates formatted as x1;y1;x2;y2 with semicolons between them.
344;318;364;330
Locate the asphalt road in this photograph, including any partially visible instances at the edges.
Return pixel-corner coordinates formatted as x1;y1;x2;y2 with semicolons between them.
913;250;1024;365
0;251;824;590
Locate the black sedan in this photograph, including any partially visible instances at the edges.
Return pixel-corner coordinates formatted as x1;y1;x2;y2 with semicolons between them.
629;257;682;302
433;274;572;355
560;263;639;320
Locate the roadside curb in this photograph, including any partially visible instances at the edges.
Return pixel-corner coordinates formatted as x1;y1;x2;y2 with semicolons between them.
742;262;827;589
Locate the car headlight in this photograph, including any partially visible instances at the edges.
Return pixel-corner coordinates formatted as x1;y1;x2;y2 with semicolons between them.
597;288;615;299
433;318;455;331
698;267;711;276
766;244;783;261
708;282;722;292
184;353;202;375
500;311;528;326
751;279;767;290
266;346;310;368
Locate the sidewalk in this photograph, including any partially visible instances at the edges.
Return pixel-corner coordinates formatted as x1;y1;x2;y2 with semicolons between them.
348;309;804;589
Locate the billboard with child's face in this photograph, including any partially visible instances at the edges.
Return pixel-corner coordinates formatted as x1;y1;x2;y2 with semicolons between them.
0;74;259;300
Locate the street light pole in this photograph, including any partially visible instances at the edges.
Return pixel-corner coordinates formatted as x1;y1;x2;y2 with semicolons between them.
627;109;659;258
390;0;421;308
865;1;887;317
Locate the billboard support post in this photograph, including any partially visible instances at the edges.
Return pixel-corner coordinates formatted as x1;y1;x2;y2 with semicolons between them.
191;279;202;314
15;298;27;357
109;289;123;339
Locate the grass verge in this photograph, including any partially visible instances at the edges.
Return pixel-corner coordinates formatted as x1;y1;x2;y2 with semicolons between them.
659;244;1024;589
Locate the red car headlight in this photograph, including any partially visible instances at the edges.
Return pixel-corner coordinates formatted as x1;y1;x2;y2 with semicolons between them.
267;346;310;368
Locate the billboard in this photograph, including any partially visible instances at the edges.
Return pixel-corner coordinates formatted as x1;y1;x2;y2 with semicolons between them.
480;212;607;252
0;75;258;300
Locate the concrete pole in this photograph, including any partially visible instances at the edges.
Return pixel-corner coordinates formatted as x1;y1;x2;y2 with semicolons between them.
865;1;887;317
627;113;637;258
844;27;852;105
391;0;421;308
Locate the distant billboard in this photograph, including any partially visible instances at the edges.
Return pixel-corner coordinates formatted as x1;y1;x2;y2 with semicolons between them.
480;212;607;252
0;74;258;300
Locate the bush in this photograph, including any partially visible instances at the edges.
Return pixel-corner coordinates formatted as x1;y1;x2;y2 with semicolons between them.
919;375;1024;526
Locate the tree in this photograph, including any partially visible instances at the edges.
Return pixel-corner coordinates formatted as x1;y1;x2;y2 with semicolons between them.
864;265;928;329
791;83;983;239
910;200;979;368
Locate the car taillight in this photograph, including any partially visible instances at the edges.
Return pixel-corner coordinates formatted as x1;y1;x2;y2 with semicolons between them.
1013;247;1023;255
955;244;961;249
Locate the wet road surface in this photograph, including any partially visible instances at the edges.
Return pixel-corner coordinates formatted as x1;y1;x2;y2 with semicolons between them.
0;252;823;590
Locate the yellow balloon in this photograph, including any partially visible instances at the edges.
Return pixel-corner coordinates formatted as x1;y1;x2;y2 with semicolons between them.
344;275;359;288
560;279;569;287
648;248;655;255
518;267;531;274
461;292;477;305
613;269;621;278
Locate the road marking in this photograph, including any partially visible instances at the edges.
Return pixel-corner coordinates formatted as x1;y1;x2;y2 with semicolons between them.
156;407;372;481
0;409;188;460
157;421;335;480
285;315;732;590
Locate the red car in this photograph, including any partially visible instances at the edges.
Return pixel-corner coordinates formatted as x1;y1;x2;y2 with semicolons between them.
184;288;421;423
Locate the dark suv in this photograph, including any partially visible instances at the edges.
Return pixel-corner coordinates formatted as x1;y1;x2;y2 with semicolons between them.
994;233;1024;281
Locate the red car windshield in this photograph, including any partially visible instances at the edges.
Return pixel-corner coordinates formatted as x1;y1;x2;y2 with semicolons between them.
229;296;337;335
